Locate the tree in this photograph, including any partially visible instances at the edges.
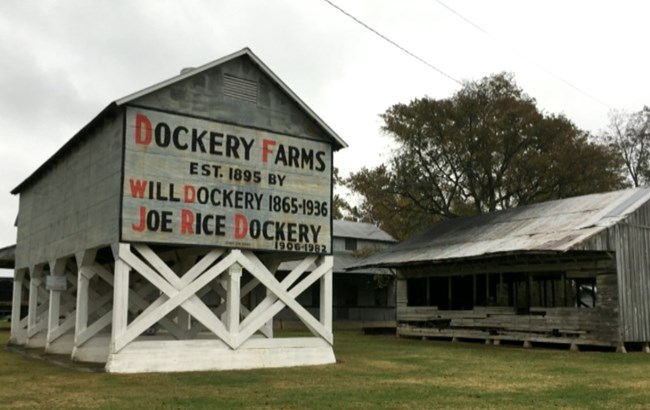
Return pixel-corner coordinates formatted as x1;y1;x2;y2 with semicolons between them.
346;165;440;240
332;167;360;221
602;107;650;187
347;73;624;239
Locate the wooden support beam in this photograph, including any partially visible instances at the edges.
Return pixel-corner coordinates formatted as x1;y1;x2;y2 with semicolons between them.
319;256;333;332
237;252;333;346
10;270;25;340
111;244;131;352
27;265;44;332
226;263;242;335
46;258;68;346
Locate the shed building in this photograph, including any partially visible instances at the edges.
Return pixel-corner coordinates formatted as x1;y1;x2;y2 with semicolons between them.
9;48;347;372
350;188;650;351
0;245;16;318
276;220;397;328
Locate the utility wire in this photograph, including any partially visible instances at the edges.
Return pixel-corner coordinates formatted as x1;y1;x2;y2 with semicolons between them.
322;0;462;86
433;0;612;109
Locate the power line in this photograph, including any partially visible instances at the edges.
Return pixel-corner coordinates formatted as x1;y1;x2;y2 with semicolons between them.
321;0;462;86
433;0;612;109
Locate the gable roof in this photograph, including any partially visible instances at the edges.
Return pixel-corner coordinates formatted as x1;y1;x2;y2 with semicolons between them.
12;48;346;194
278;220;396;275
333;220;397;243
351;187;650;269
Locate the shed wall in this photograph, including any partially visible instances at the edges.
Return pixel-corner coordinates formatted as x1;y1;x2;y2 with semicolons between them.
131;56;331;143
15;113;124;268
616;200;650;342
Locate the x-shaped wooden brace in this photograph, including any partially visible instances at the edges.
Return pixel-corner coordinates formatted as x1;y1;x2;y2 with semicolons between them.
235;251;333;348
47;266;81;343
187;275;271;339
75;261;189;348
27;272;50;338
114;245;234;352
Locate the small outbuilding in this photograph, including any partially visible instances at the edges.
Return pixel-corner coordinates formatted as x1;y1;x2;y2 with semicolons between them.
351;187;650;351
276;220;397;329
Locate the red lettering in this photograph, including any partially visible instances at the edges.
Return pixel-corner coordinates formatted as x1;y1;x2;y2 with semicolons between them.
132;206;146;232
262;139;276;163
129;179;147;198
135;114;152;145
181;209;194;234
184;185;196;203
234;213;248;239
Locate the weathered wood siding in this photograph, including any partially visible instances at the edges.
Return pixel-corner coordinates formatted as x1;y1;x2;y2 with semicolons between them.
396;274;619;346
616;200;650;342
15;114;124;268
131;55;331;143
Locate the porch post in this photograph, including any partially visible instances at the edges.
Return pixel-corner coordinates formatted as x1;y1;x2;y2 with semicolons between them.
319;256;333;331
9;269;25;343
111;243;130;353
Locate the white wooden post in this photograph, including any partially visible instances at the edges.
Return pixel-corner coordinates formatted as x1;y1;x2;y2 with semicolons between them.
263;258;281;338
74;249;96;347
9;269;25;344
27;265;44;334
46;258;66;346
319;256;333;332
111;244;131;352
226;263;242;338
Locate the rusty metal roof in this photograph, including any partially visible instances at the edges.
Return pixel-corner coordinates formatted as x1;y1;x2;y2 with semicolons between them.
350;187;650;269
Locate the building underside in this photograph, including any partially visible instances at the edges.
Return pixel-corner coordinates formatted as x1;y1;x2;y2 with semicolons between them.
396;251;624;350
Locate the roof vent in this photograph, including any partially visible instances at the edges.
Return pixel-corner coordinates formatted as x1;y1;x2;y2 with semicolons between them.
180;67;195;75
223;74;257;104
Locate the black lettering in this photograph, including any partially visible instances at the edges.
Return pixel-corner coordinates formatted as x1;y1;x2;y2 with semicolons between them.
288;146;300;167
154;123;171;147
262;221;274;240
172;126;188;150
300;148;314;170
209;132;223;155
192;129;207;152
315;151;327;172
226;134;240;158
275;145;287;166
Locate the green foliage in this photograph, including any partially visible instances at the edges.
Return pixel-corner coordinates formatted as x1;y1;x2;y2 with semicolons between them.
347;73;624;239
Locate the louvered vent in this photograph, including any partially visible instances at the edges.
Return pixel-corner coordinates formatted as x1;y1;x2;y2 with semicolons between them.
223;74;257;104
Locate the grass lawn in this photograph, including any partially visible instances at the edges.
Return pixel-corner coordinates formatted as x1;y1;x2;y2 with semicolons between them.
2;325;650;409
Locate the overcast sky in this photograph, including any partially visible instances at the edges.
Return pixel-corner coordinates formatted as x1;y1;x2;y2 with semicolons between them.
1;0;649;251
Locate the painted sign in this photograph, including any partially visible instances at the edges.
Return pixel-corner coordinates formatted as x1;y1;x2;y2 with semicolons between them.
46;275;67;291
121;107;332;253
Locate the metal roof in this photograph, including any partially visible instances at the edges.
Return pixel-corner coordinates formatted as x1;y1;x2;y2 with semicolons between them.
278;220;395;275
12;48;346;194
333;220;397;242
0;245;15;269
350;187;650;269
278;252;392;275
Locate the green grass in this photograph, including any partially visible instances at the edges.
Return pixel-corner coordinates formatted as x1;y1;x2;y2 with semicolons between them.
2;328;650;409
